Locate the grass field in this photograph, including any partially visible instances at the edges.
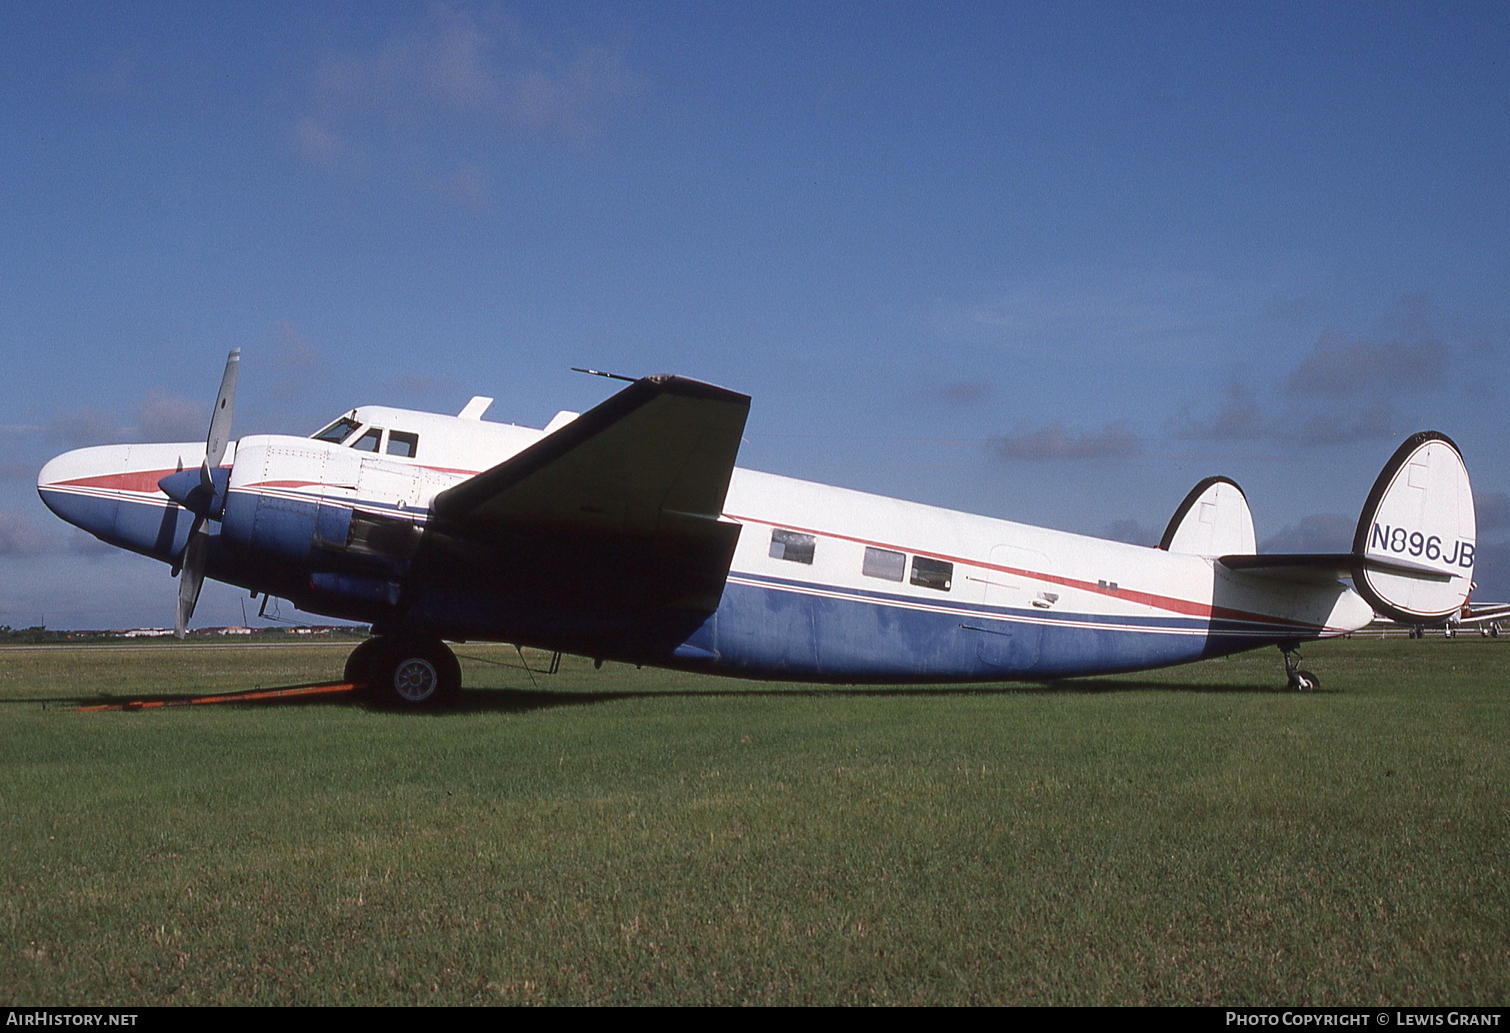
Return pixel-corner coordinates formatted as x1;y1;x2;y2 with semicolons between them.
1;637;1506;1005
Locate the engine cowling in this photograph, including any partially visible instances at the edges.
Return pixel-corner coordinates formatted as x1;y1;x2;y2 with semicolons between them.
221;435;425;617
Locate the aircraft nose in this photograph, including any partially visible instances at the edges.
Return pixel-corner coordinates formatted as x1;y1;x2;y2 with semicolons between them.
36;445;137;536
37;441;207;561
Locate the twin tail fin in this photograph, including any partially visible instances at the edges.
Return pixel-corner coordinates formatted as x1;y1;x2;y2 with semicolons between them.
1163;432;1476;625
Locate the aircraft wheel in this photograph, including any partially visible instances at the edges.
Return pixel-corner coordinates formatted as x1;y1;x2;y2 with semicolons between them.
368;637;461;708
343;638;383;686
1290;669;1319;692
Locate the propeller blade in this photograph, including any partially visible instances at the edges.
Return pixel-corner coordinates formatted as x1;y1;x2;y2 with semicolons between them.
174;349;239;635
175;522;209;639
170;513;204;577
201;348;240;492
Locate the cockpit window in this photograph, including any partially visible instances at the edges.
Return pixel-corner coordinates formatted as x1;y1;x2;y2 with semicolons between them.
387;431;419;459
351;427;383;453
312;417;362;444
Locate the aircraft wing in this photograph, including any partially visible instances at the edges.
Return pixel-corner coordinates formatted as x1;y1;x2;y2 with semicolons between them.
428;374;751;619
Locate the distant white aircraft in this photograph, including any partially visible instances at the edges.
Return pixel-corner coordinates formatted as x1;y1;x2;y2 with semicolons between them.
1450;600;1509;636
37;352;1478;705
1400;598;1510;638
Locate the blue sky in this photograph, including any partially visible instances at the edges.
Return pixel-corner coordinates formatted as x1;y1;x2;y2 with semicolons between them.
2;1;1507;628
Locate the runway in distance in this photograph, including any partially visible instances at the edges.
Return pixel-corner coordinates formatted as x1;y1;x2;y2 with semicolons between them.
37;352;1478;705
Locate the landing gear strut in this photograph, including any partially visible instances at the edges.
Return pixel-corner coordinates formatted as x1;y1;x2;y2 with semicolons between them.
1279;642;1319;692
345;635;462;708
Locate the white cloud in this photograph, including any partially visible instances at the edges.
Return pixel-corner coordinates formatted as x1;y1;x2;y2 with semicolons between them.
1259;513;1354;554
137;391;204;443
942;380;991;404
1102;519;1160;546
294;116;344;170
1476;492;1510;533
296;6;647;181
432;162;492;208
1169;381;1398;447
270;321;323;405
1287;329;1444;397
989;420;1140;460
48;406;125;449
0;510;54;557
928;264;1254;363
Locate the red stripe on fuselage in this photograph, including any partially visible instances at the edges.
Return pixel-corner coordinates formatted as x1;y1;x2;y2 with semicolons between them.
51;457;480;497
54;469;180;494
725;512;1319;630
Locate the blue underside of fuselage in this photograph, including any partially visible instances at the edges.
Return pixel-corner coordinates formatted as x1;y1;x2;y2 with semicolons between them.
41;491;1299;682
41;489;193;563
685;574;1238;682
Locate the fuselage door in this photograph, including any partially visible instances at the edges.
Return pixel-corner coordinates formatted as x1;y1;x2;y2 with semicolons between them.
971;544;1048;670
977;544;1051;608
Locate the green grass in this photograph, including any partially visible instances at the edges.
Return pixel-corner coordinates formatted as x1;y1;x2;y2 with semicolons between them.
1;638;1507;1005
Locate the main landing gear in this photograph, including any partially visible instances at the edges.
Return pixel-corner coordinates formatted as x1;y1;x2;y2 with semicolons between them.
1278;642;1319;692
345;635;462;708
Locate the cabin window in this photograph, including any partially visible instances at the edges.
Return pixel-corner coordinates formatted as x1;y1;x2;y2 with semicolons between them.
769;528;816;564
351;427;383;453
862;546;905;582
312;417;362;444
910;556;953;591
387;431;419;459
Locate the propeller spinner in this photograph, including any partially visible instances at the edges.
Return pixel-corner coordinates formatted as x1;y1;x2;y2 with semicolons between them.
159;348;239;638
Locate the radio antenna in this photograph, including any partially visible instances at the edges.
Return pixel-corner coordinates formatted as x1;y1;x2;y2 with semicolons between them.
570;367;636;382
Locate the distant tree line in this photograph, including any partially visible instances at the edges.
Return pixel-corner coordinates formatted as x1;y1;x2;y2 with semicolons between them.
0;626;73;643
0;625;369;643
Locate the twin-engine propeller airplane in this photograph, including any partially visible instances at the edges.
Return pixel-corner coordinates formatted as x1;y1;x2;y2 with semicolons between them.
38;351;1477;705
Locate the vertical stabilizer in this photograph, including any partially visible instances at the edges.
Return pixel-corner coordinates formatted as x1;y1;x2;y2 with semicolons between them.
1159;476;1256;557
1352;432;1475;623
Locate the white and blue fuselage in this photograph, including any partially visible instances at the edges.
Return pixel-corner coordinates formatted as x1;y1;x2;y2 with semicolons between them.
38;397;1377;683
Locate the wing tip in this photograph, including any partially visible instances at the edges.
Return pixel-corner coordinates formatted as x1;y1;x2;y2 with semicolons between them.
640;374;750;406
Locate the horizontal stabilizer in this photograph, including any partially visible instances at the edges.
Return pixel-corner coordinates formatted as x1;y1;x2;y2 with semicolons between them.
1218;552;1455;585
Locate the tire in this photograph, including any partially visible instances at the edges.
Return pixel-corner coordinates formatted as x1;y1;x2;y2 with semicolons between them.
343;638;383;685
368;637;461;708
1292;669;1319;692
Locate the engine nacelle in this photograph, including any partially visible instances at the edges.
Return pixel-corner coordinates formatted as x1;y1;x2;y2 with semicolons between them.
221;435;425;612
